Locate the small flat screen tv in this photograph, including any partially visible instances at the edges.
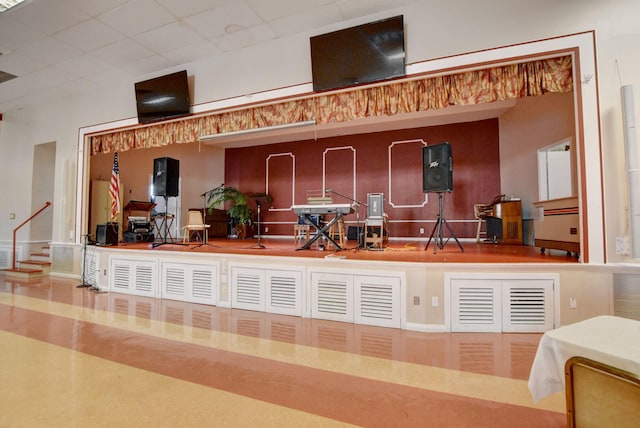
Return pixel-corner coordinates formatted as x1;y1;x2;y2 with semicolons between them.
310;15;405;92
135;70;190;124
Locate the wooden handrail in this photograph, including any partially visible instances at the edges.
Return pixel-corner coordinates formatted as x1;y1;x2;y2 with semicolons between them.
12;201;52;270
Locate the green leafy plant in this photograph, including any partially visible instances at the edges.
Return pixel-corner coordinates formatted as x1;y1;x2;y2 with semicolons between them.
206;187;272;237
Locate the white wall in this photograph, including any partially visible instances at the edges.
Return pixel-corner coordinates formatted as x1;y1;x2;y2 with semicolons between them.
1;0;640;265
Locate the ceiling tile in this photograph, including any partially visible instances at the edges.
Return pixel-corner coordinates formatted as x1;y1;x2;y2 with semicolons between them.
156;0;228;19
0;16;46;52
161;41;222;64
213;24;277;52
55;19;125;53
65;0;133;17
97;0;177;37
17;38;82;65
89;39;154;67
56;55;119;78
7;0;90;36
269;4;343;38
134;22;206;54
0;52;45;75
185;3;263;40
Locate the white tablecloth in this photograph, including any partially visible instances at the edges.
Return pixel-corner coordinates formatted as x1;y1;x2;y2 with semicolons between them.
528;315;640;403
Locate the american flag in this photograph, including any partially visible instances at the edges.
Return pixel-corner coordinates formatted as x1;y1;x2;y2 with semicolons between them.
109;152;121;221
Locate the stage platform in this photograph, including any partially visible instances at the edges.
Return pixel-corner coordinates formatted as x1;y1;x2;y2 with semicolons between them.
111;236;578;264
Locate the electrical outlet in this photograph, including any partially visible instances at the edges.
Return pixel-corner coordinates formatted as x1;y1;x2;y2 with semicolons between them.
616;236;630;255
569;297;577;309
9;213;15;219
264;226;269;233
431;296;439;307
419;228;425;234
413;296;420;305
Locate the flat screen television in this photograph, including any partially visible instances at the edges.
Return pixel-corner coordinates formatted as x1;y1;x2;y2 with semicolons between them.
310;15;405;92
135;70;190;124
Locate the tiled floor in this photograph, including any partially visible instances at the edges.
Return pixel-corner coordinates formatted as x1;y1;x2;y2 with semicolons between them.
0;275;566;427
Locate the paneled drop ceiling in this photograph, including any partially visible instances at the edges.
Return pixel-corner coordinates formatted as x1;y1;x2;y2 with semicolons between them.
0;0;421;114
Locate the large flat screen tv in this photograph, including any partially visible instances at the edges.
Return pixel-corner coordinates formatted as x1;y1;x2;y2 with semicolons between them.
135;70;190;124
310;15;405;92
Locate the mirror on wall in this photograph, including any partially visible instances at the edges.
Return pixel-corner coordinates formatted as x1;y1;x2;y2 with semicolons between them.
537;138;573;201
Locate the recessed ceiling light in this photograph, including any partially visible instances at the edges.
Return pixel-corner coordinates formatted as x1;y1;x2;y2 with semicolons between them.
0;0;27;13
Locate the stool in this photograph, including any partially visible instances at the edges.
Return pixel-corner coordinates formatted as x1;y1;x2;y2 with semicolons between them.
293;224;310;243
328;218;345;249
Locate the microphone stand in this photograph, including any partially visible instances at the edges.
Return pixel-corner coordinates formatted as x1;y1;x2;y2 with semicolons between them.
326;189;367;250
192;184;224;249
250;201;265;249
76;234;92;288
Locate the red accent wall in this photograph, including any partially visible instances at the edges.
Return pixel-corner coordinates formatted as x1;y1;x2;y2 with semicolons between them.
225;119;501;238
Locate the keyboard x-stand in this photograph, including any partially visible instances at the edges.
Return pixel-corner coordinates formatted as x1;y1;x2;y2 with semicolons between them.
292;204;354;250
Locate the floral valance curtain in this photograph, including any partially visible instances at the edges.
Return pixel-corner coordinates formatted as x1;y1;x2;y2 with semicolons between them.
90;55;573;155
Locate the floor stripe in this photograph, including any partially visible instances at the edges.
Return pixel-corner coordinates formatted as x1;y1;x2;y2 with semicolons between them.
0;304;565;427
0;292;565;413
0;330;354;427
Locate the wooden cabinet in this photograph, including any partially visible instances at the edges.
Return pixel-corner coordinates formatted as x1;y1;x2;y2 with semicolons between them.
486;200;523;245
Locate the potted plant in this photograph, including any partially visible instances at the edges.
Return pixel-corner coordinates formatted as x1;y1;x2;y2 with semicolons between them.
207;187;271;239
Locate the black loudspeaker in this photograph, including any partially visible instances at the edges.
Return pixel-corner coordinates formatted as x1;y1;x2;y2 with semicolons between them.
96;222;119;246
422;142;453;193
153;157;179;197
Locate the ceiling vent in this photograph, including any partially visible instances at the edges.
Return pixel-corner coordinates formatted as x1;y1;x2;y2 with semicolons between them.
0;69;17;84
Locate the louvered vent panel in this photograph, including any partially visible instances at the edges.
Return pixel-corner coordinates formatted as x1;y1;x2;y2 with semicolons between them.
236;273;261;305
270;276;297;309
508;287;546;324
0;248;9;269
317;279;348;315
165;268;185;296
458;288;495;324
192;269;214;299
359;283;393;320
112;264;130;290
135;265;154;294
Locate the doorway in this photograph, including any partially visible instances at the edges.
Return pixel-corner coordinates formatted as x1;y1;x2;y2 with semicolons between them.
31;141;55;242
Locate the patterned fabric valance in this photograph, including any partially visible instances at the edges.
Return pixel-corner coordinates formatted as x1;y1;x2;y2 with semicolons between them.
90;55;573;155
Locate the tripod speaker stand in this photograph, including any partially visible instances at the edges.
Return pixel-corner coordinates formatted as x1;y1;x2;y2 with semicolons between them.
152;195;184;248
424;192;464;253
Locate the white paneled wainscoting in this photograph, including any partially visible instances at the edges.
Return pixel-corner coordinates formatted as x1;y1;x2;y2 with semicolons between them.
90;247;564;332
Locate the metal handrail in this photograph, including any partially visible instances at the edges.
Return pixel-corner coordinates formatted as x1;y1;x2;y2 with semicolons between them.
12;201;52;270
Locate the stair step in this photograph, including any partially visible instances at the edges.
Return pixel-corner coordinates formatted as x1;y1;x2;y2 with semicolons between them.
18;260;51;274
2;267;46;279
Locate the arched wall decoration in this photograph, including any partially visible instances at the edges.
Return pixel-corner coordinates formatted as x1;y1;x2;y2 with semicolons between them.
89;55;573;155
266;152;295;211
323;146;357;200
388;139;429;208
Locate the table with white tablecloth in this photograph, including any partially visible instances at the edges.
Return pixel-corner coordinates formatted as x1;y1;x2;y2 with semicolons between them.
528;315;640;403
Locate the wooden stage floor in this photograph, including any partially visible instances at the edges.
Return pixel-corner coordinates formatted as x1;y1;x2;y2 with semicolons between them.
112;236;579;264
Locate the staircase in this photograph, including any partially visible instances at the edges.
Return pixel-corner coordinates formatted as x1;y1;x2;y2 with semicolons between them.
1;201;53;279
3;245;51;279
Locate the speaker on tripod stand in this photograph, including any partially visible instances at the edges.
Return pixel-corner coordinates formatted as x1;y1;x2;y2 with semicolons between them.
422;142;463;253
153;157;180;247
